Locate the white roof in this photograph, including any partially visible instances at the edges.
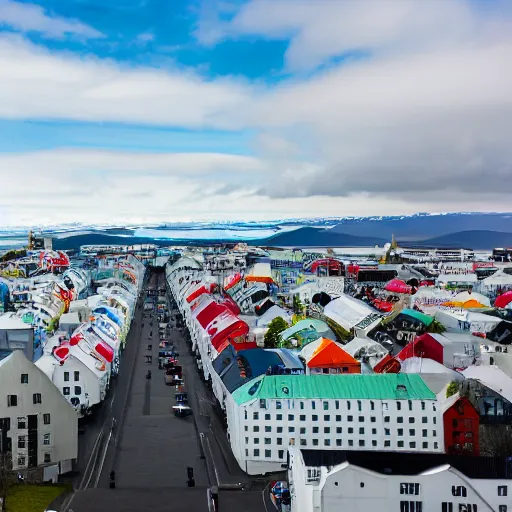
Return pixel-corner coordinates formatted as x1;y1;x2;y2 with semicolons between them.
246;262;272;280
343;336;388;357
35;354;58;379
400;357;465;378
480;271;512;286
60;312;81;325
0;312;30;330
452;291;491;307
255;305;292;327
437;274;478;283
462;365;512;402
323;294;376;331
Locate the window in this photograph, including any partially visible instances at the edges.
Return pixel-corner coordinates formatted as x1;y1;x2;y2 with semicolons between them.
17;417;26;429
323;401;329;410
17;455;26;466
276;401;282;409
372;440;377;447
300;415;306;421
400;501;423;512
336;439;342;446
384;440;391;447
33;393;42;404
245;449;249;456
421;401;425;410
244;410;248;420
313;427;319;434
265;426;271;433
300;427;306;434
18;436;26;449
312;439;318;446
21;374;28;384
300;401;304;410
74;370;80;381
277;427;283;433
278;450;284;459
358;416;364;422
288;426;295;433
43;434;51;446
254;438;259;444
288;414;294;421
397;402;402;411
335;400;340;410
409;442;416;448
324;415;330;421
254;449;260;457
300;439;307;446
259;399;266;409
245;437;249;444
398;441;404;447
311;401;316;410
498;486;508;497
277;438;282;445
347;415;353;422
44;453;51;463
265;414;271;421
397;417;403;423
398;429;403;436
408;400;413;411
433;417;437;424
253;426;259;432
384;416;390;423
499;506;507;512
7;395;17;407
433;430;437;437
253;412;259;420
264;438;271;445
409;429;415;436
348;427;353;434
434;442;438;449
400;483;421;496
370;401;375;411
359;440;365;447
276;414;282;421
372;428;377;435
336;415;341;421
357;400;362;411
359;427;364;434
324;427;330;434
409;417;415;424
63;387;70;396
422;417;428;423
245;426;248;432
74;386;82;396
383;402;388;411
422;429;427;437
348;440;353;446
347;401;351;410
452;486;467;498
312;415;318;421
336;427;342;434
371;416;376;423
385;428;391;436
64;371;70;382
422;442;428;449
325;439;331;446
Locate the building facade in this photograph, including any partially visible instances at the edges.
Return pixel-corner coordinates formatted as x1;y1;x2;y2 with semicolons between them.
0;350;78;478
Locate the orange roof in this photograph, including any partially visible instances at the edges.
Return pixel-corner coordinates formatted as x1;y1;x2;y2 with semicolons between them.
307;338;359;368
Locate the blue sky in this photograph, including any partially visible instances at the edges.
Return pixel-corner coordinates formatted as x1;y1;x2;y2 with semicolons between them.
0;0;511;226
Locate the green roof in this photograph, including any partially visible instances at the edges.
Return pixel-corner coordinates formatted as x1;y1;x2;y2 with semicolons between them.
400;308;434;326
232;374;436;405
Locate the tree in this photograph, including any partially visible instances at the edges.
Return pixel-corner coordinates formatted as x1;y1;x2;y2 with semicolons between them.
446;381;460;398
292;295;303;314
264;317;289;348
0;451;12;512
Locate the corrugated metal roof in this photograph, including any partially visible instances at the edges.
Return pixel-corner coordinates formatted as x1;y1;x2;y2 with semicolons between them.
232;374;436;404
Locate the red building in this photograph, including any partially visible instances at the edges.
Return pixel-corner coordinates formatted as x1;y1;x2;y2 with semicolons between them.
442;395;480;456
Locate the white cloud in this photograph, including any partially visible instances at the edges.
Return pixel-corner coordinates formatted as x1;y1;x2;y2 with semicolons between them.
0;0;103;39
0;34;253;128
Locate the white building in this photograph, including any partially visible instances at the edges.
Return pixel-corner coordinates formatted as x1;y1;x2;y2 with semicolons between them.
0;350;78;480
226;374;443;475
288;447;511;512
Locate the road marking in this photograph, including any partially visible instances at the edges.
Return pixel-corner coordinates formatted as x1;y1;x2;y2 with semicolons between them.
78;430;103;490
94;429;113;487
205;435;220;487
262;481;271;512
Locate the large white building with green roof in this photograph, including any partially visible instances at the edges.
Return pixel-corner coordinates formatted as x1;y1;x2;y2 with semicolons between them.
226;373;444;475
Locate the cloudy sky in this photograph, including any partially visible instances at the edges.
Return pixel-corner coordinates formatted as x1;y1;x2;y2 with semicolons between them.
0;0;511;226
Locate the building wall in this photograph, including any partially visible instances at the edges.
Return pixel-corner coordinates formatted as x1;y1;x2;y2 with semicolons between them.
0;351;78;473
230;396;444;475
0;328;34;361
443;397;480;456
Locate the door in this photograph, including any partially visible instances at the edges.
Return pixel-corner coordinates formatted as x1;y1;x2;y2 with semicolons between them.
27;414;38;467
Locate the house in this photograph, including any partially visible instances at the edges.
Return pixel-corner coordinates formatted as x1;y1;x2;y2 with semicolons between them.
226;373;443;475
299;338;361;375
287;447;511;512
0;350;77;481
441;393;480;456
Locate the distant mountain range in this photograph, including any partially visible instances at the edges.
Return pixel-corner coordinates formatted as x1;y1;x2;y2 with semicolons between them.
3;212;512;251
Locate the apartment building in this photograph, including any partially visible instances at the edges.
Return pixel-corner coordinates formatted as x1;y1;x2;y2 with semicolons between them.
226;373;443;475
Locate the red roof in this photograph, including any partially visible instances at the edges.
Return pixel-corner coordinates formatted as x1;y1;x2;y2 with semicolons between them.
186;283;209;303
396;333;443;364
307;338;360;368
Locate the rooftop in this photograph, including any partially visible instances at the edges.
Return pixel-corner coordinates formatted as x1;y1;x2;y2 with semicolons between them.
232;373;436;404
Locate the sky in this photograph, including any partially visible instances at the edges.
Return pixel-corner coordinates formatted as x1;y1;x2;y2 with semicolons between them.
0;0;512;226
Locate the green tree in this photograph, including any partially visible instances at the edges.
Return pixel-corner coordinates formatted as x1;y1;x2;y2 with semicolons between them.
264;316;289;348
446;381;460;398
292;295;303;314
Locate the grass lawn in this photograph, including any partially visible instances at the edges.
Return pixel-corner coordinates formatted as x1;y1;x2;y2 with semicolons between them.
6;484;69;512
